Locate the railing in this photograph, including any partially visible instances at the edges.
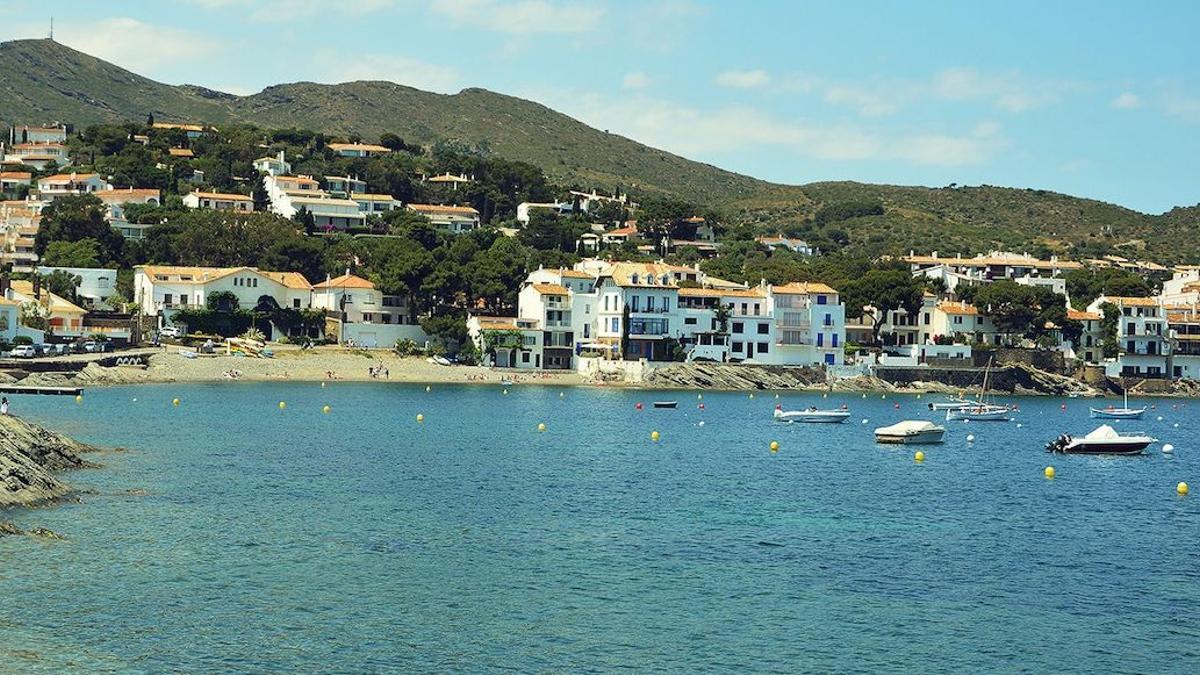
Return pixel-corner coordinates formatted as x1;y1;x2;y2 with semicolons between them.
544;320;571;328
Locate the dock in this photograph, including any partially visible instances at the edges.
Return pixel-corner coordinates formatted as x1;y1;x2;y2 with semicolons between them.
0;385;83;396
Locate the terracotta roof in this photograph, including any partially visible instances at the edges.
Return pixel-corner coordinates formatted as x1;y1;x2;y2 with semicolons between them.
259;271;313;290
427;173;470;183
0;295;20;306
476;316;539;330
406;203;479;216
95;188;160;202
328;143;390;153
937;301;979;316
772;282;838;295
605;225;637;237
558;269;594;279
1101;296;1160;307
904;253;1082;270
1067;308;1102;321
313;273;375;290
273;175;320;185
10;280;86;314
189;191;252;201
153;122;205;132
531;283;570;295
0;172;31;180
39;173;100;183
168;148;195;157
678;287;766;299
350;193;398;202
606;262;679;288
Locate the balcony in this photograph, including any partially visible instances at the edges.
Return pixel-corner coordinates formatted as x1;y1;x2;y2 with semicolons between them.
544;320;571;328
628;318;669;336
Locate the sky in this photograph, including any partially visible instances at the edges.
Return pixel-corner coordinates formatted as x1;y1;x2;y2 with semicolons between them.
2;0;1198;213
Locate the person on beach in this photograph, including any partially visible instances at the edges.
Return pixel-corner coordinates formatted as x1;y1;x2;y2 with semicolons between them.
1;397;8;415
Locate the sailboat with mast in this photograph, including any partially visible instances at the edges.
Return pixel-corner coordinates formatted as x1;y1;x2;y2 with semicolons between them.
1089;388;1146;419
946;358;1015;421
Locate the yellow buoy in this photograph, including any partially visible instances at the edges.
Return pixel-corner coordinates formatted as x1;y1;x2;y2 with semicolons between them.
1044;466;1056;479
914;451;925;463
322;405;331;414
770;440;780;453
172;398;180;407
416;413;424;423
74;395;82;404
1179;482;1190;496
279;401;287;410
537;422;546;433
651;430;661;442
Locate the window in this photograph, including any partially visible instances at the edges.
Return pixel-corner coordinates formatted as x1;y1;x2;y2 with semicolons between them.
757;342;769;354
685;317;697;325
522;352;530;363
631;295;640;312
611;317;619;332
733;322;744;334
363;313;373;322
817;333;824;347
817;295;827;305
824;313;832;327
293;299;301;308
732;341;743;353
163;293;173;306
741;302;748;315
381;314;391;324
583;324;590;338
832;334;839;347
757;323;769;335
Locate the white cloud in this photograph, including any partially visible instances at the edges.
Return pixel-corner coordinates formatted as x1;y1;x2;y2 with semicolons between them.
622;72;650;89
246;0;396;21
527;88;1005;166
715;69;770;89
324;53;460;93
52;18;219;71
933;67;1060;112
429;0;604;34
821;84;898;117
1111;92;1142;109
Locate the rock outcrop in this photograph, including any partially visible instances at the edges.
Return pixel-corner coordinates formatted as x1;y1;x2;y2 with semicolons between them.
0;415;95;507
645;363;830;390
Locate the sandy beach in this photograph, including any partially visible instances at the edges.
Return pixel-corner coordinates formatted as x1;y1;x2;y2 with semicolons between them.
68;346;587;387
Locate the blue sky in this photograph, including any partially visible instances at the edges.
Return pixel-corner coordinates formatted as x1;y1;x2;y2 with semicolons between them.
3;0;1198;212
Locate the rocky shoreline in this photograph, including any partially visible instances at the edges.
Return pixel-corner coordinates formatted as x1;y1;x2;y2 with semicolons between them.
0;415;95;509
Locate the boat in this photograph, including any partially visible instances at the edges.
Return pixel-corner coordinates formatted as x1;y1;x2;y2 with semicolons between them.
1045;425;1156;455
946;404;1013;422
928;397;974;411
653;401;678;409
874;420;946;444
1089;389;1146;419
946;358;1014;421
773;404;850;423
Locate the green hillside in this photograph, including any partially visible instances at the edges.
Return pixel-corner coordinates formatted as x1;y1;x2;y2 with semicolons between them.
3;38;1198;261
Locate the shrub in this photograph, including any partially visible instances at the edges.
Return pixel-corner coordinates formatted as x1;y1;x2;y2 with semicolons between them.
13;335;33;346
394;338;420;356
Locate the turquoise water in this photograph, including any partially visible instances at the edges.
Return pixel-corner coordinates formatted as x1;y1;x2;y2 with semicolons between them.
1;383;1198;673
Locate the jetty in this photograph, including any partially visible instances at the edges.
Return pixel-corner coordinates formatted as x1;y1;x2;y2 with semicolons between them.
0;384;83;396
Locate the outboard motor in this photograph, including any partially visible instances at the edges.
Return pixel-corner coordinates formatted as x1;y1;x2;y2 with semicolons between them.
1045;434;1072;453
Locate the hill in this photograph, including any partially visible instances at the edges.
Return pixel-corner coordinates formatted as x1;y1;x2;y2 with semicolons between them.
2;38;1197;261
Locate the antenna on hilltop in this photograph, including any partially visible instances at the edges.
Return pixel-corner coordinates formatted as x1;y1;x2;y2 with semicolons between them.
49;17;54;40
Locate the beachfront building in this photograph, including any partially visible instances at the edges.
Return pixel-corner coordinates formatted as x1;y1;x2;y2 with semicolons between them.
311;273;426;349
405;204;480;233
34;266;119;307
183;191;254;212
594;262;681;362
905;251;1082;284
328;143;390;158
928;300;1005;346
1067;308;1105;363
0;293;20;342
768;282;845;366
1166;306;1200;380
467;315;543;369
514;268;599;370
133;265;314;338
8;279;88;339
1087;295;1170;377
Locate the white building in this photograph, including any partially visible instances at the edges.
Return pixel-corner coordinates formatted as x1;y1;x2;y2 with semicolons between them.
352;193;402;215
1087;295;1170;377
10;125;68;145
6;142;69;168
35;266;119;307
516;201;574;224
594;262;681;361
36;172;111;199
905;251;1082;283
756;235;814;255
9;279;88;338
405;204;480;233
326;176;367;198
183;191;254;212
264;175;365;231
311;273;426;348
133;265;314;338
0;171;32;196
95;188;161;240
768;282;845;366
253;151;290;177
327;143;390;158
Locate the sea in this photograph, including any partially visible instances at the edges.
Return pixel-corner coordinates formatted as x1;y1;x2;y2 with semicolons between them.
1;383;1197;673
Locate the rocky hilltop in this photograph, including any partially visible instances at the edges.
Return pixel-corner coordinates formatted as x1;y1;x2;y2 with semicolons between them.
0;415;95;508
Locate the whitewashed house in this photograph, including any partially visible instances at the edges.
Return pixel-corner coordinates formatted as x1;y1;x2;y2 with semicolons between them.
327;143;390;158
133;265;314;337
767;282;845;366
35;266;119;307
183;191;254;212
405;204;480;233
311;273;426;348
1087;295;1170;377
253;151;291;176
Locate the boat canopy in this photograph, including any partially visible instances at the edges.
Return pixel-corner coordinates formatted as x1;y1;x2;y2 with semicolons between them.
877;420;940;434
1083;425;1121;440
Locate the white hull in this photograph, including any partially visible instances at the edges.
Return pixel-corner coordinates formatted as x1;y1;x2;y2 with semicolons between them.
874;420;946;444
946;406;1013;421
929;400;972;411
775;410;851;424
1089;407;1145;419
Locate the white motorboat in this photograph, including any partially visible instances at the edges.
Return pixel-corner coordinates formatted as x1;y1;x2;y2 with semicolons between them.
1089;390;1145;419
946;404;1014;422
874;420;946;444
773;404;850;424
1045;425;1156;455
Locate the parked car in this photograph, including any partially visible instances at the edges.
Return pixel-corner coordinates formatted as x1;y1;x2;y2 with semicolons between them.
160;325;181;338
31;344;47;357
83;341;98;353
10;345;36;358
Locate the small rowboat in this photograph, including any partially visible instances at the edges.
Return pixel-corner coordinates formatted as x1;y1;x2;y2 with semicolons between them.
653;401;678;409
